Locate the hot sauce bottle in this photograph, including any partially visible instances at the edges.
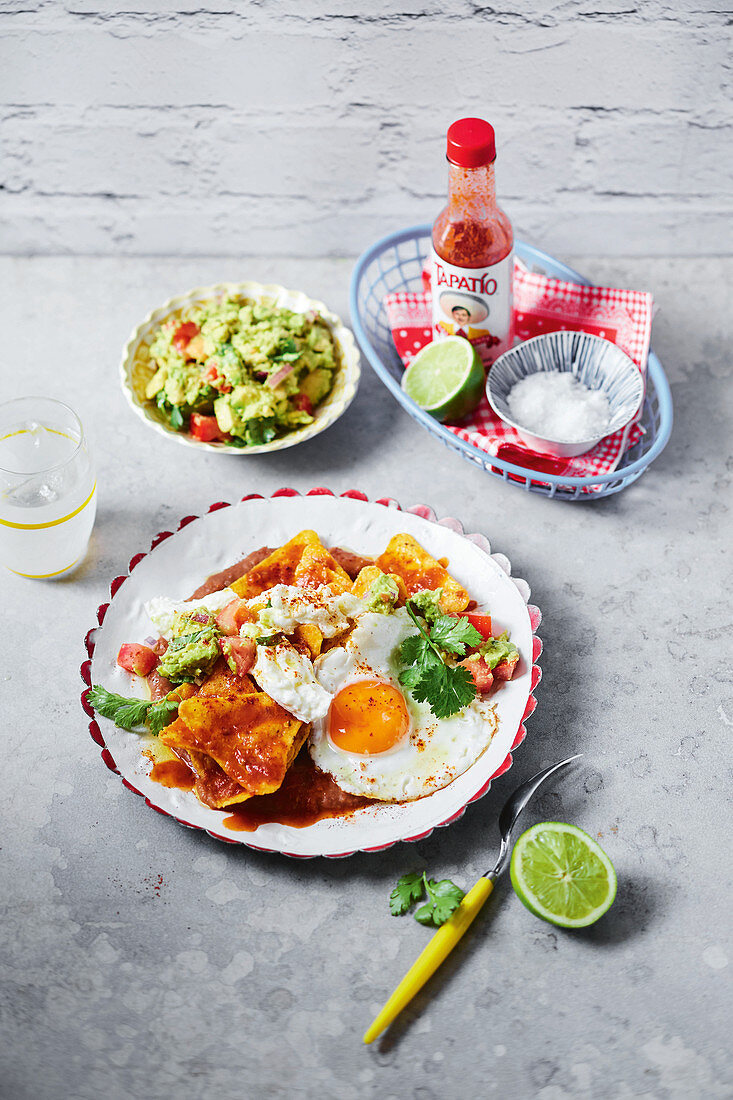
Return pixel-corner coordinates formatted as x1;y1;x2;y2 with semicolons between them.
431;117;514;367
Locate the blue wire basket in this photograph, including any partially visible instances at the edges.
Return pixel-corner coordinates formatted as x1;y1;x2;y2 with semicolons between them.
349;224;673;501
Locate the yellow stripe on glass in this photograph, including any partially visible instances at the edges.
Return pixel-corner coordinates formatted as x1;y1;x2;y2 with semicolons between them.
6;556;80;579
0;481;96;530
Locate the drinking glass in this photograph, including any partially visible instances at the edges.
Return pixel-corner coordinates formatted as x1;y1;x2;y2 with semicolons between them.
0;397;97;579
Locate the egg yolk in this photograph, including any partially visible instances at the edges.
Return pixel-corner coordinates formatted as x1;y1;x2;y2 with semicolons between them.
328;679;410;755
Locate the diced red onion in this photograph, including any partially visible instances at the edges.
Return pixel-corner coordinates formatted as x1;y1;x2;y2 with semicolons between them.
266;363;298;389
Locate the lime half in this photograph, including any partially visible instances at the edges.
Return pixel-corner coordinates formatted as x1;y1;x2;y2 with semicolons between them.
402;336;485;422
510;822;617;928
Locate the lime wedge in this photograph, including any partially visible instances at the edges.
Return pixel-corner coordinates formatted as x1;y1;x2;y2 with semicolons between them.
510;822;617;928
402;336;485;422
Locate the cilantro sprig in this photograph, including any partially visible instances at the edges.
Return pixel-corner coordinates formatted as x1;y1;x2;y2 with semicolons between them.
398;599;482;719
390;872;465;927
87;686;179;735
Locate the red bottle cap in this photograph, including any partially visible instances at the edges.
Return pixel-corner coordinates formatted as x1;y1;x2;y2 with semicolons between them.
446;118;496;167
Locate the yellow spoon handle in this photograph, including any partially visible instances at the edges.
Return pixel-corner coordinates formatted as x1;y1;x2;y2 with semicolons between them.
363;875;494;1044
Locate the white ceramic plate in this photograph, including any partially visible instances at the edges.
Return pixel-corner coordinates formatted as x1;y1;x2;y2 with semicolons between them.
82;489;541;858
119;281;361;454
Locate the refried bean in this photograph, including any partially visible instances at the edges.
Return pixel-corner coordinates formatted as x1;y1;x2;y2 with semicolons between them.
187;546;274;599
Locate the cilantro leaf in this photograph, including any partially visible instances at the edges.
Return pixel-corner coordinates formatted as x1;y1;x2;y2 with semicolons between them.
398;633;441;689
244;417;277;446
398;632;429;666
410;662;477;720
425;877;465;925
389;872;425;916
273;338;301;363
429;615;483;656
87;686;151;731
414;903;436;926
432;665;477;719
147;698;181;735
88;685;180;736
169;405;185;430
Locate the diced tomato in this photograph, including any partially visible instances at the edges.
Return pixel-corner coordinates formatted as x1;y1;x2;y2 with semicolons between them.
172;321;199;354
202;363;232;393
293;393;313;415
117;643;158;677
494;652;519;681
448;611;492;637
219;636;256;675
190;413;222;442
215;598;252;636
460;656;494;694
153;637;168;656
449;611;493;653
464;612;493;639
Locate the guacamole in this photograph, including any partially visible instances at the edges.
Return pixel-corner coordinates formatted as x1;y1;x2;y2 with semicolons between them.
474;631;518;669
364;573;401;614
143;297;339;446
157;611;222;683
408;587;444;623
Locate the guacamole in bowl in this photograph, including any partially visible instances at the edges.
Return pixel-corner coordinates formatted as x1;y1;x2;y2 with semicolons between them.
121;281;360;453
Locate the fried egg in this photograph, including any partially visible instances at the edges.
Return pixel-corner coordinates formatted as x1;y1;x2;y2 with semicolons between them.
253;641;331;723
309;608;498;801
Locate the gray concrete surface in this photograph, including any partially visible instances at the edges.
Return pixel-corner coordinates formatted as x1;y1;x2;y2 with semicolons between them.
2;3;731;257
0;254;731;1099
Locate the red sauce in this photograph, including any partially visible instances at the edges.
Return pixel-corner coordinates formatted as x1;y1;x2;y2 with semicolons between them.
224;749;376;831
433;156;512;270
150;760;195;790
147;747;376;830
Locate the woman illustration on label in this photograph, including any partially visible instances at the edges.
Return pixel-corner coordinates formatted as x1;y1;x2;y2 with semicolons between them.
436;290;501;352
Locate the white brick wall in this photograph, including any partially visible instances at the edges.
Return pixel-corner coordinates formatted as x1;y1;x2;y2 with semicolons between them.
1;0;731;257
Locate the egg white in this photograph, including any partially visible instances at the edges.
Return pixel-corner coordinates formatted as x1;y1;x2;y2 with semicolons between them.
309;608;498;801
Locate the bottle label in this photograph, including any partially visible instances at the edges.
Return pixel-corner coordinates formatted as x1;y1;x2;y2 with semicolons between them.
430;248;513;366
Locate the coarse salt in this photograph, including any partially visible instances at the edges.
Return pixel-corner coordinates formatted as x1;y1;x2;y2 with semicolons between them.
506;371;611;442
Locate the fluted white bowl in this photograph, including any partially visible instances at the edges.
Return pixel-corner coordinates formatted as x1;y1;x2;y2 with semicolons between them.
487;331;645;458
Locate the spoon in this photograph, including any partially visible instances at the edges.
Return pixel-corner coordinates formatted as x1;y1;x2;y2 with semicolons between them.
363;753;582;1044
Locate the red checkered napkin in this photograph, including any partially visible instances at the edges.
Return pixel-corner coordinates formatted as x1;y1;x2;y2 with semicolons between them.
385;261;653;486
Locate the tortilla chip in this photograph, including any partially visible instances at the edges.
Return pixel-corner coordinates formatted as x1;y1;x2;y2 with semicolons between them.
169;744;253;810
293;543;352;594
292;622;323;659
229;530;322;598
163;691;304;795
352;565;407;603
198;656;255;696
376;533;469;613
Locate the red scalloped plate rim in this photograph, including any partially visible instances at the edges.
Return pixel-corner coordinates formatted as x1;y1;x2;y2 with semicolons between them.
81;487;542;859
